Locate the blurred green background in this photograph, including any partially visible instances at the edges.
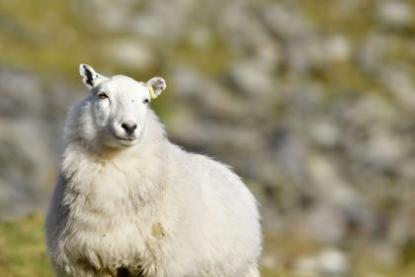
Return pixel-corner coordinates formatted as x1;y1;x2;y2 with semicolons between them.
1;0;415;276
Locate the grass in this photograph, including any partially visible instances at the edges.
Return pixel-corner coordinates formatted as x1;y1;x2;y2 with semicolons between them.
0;215;53;277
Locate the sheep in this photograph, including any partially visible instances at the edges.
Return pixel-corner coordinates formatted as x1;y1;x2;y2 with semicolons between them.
45;64;262;277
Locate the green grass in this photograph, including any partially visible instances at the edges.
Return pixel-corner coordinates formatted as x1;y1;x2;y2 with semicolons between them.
0;215;53;277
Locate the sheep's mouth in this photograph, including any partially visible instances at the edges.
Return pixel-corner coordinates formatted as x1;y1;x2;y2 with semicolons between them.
115;136;137;143
117;136;136;141
111;133;138;146
107;128;140;146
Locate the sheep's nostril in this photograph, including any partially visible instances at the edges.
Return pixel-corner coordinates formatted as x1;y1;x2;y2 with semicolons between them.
121;122;137;135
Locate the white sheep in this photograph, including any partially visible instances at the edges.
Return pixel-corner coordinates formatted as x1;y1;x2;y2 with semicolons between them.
45;64;262;277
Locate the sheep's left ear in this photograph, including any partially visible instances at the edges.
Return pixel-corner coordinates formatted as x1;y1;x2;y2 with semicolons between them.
79;64;107;89
146;77;166;99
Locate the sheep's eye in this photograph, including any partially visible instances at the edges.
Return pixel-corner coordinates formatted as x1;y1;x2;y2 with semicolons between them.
98;92;109;100
143;99;150;104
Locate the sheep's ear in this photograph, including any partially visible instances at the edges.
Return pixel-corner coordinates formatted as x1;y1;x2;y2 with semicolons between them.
79;64;107;89
146;77;166;99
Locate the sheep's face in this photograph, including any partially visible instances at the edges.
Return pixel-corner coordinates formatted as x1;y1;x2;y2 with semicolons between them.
79;64;166;148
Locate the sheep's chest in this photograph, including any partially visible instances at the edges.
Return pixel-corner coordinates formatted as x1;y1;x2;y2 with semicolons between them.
63;166;162;275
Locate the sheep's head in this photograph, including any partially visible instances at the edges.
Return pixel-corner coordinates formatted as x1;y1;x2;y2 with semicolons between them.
79;64;166;148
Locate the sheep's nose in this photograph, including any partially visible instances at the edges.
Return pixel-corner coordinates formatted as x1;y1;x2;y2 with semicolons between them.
121;122;137;135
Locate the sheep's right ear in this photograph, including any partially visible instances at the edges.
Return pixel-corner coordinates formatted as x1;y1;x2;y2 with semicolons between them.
79;64;107;89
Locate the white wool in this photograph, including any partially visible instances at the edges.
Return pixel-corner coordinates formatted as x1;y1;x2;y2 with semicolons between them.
45;67;262;277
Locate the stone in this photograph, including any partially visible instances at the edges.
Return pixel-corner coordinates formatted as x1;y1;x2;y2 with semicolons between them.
377;1;413;29
105;39;156;70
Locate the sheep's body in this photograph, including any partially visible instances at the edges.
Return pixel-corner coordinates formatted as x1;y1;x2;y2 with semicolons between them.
45;67;261;277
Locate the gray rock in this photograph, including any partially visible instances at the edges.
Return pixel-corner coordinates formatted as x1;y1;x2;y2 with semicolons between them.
309;118;341;149
325;35;351;63
286;37;328;73
306;204;346;244
358;34;390;73
228;59;274;96
377;1;413;29
318;248;349;277
220;2;276;55
79;0;135;32
170;66;249;120
294;248;349;277
364;129;409;168
308;156;360;209
260;3;313;40
131;0;194;43
105;39;156;70
379;68;415;112
0;68;44;117
0;118;58;219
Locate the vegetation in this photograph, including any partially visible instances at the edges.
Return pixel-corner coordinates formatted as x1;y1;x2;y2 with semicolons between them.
0;215;52;277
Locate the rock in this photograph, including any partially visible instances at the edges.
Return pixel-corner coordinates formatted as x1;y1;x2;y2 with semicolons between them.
294;248;349;277
377;1;413;29
0;118;58;219
306;204;346;244
227;59;274;96
399;160;415;180
344;94;399;127
260;3;313;40
169;115;264;157
261;253;280;270
343;94;410;170
358;34;390;74
170;66;249;119
131;0;195;43
0;68;71;220
105;39;156;70
79;0;135;32
325;35;351;63
308;156;361;209
309;118;341;149
364;129;409;169
294;255;320;277
286;36;327;73
273;131;308;185
220;2;275;55
0;68;44;117
187;27;212;50
318;248;349;276
379;68;415;112
170;66;207;97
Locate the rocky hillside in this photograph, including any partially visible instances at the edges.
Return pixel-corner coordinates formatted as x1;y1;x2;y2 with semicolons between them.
0;0;414;275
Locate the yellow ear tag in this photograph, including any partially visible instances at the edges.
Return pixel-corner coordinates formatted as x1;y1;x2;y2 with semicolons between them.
149;86;158;99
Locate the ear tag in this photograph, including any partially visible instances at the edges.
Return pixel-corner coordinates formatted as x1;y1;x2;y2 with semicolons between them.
149;86;158;99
